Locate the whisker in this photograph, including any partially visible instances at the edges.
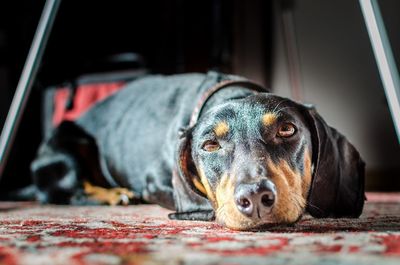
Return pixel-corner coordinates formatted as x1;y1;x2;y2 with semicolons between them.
271;99;290;114
216;205;227;224
274;106;296;116
306;202;323;213
216;203;227;215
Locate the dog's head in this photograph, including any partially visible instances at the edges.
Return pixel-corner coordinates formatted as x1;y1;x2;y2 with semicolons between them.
172;93;365;230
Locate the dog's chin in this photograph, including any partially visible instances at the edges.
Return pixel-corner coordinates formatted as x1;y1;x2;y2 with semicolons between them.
215;215;267;231
216;213;302;231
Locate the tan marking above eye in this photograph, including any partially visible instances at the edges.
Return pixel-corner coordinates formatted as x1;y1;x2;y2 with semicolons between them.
214;121;229;137
277;123;296;137
262;113;277;126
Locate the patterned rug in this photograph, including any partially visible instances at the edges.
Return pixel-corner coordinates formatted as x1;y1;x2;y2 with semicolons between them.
0;193;399;265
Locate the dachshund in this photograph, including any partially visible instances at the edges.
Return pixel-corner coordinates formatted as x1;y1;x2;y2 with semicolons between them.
30;71;365;230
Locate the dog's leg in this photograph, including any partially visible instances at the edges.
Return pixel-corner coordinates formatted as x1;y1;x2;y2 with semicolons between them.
142;176;175;210
168;211;215;221
31;121;120;205
141;161;176;210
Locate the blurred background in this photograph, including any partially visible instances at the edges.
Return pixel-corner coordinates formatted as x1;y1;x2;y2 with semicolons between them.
0;0;399;194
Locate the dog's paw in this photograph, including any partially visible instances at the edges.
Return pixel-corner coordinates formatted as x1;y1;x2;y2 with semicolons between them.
168;210;215;221
83;181;135;205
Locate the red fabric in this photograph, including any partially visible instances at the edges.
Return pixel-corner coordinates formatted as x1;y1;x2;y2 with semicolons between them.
52;82;125;126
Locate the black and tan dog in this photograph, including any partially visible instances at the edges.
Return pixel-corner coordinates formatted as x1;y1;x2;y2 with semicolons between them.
31;71;365;230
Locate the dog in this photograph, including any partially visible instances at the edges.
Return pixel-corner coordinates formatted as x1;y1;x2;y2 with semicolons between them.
30;71;365;230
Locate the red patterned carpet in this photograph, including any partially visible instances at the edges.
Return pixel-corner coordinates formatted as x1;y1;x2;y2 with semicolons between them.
0;193;399;265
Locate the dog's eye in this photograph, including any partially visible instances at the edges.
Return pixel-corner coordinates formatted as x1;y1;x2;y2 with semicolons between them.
202;140;221;152
277;123;296;138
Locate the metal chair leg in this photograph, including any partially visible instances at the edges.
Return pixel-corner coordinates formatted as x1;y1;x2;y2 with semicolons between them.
359;0;400;143
0;0;62;178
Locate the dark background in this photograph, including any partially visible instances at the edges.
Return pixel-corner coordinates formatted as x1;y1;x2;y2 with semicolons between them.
0;0;272;192
0;0;399;193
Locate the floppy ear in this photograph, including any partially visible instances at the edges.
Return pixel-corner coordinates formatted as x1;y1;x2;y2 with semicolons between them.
304;108;365;218
168;128;215;221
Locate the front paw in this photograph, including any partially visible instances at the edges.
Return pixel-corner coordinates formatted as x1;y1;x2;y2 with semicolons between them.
168;210;215;221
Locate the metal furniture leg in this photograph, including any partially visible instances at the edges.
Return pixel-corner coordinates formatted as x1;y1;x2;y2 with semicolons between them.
0;0;62;178
359;0;400;143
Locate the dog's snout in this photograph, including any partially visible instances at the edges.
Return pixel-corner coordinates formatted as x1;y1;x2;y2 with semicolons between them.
235;179;276;219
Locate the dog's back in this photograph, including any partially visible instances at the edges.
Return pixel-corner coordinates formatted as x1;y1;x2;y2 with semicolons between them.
31;72;254;206
76;74;208;192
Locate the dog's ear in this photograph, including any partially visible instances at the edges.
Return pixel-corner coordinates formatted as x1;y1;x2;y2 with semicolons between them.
304;107;365;218
168;128;215;221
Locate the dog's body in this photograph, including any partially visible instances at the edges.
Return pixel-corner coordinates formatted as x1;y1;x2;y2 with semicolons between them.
31;72;365;230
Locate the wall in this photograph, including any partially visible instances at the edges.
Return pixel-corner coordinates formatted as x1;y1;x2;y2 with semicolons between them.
271;0;400;190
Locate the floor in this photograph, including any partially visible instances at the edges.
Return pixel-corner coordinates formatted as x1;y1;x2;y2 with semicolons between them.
0;193;399;265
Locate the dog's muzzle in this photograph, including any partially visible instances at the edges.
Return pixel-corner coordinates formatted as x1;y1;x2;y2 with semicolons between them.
234;179;276;219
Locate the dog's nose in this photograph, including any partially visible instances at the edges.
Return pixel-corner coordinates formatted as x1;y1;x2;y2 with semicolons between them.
234;179;276;218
